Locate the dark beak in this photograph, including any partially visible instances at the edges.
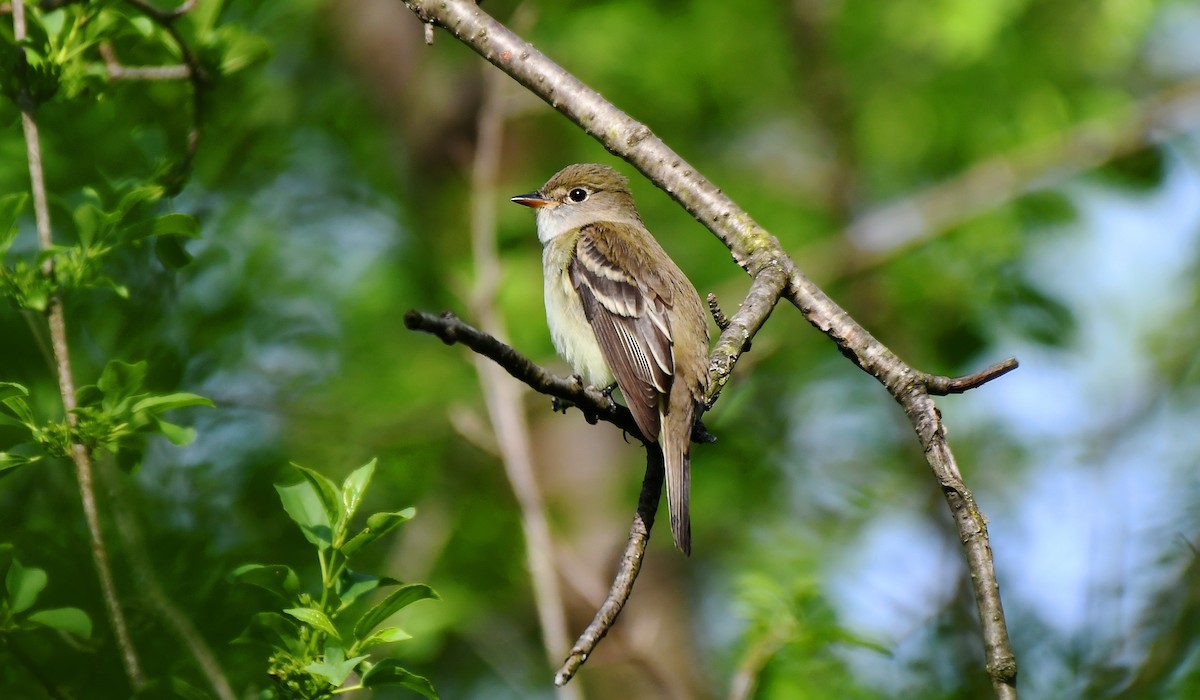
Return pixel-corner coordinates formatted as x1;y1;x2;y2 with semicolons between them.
511;192;551;208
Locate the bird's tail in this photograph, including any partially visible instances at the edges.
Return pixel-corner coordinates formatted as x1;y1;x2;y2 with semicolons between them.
661;406;692;556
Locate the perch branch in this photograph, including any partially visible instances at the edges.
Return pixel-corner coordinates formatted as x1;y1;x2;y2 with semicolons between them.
404;310;641;437
402;2;1019;696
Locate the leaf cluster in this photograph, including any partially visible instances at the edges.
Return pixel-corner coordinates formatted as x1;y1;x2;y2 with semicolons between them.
0;544;92;641
233;460;439;700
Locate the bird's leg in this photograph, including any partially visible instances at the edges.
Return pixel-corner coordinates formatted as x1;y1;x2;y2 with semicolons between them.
552;374;586;414
599;382;620;411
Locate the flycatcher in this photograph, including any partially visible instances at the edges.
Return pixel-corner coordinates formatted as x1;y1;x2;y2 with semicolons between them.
512;163;709;555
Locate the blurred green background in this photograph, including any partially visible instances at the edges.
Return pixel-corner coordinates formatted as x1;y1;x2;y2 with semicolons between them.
3;0;1200;698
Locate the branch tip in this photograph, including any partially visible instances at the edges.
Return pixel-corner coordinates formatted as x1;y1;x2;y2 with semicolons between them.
925;357;1019;395
707;292;731;330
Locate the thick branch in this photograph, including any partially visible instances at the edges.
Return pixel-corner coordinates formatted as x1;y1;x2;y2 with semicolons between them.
402;2;1019;696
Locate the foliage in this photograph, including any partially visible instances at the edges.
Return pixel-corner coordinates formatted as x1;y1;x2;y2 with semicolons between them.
234;460;438;699
0;544;93;640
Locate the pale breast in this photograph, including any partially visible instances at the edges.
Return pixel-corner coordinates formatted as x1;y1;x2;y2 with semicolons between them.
543;242;614;387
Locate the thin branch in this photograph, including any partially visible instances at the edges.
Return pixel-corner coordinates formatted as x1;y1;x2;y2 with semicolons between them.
923;357;1020;396
404;310;641;438
816;80;1200;278
11;1;144;689
402;2;1020;696
704;265;786;408
99;43;191;81
119;0;208;188
465;28;581;697
555;444;663;686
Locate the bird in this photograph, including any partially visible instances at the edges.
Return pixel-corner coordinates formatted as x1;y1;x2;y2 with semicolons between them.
511;163;709;555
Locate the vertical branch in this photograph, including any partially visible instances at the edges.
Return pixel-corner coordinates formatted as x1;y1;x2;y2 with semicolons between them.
10;1;145;689
465;9;581;696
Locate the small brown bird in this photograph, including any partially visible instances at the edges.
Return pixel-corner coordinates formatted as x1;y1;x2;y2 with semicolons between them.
512;164;709;554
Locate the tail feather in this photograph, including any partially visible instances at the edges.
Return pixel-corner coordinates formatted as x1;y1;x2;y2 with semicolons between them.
661;408;692;556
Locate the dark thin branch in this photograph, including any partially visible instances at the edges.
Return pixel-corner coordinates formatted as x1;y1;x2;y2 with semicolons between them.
402;2;1020;696
404;310;641;438
555;444;664;687
924;357;1020;396
119;0;207;189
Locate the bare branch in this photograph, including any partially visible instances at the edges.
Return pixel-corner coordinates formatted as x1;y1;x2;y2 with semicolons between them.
401;1;1020;695
555;444;663;687
924;358;1020;396
99;43;190;81
404;310;642;438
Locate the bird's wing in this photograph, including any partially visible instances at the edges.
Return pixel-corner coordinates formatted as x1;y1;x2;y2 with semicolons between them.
570;222;674;442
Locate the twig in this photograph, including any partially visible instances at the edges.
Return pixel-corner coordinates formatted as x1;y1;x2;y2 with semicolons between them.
555;444;663;686
923;357;1020;396
119;0;207;188
404;310;642;438
10;0;145;689
465;27;581;697
400;2;1020;695
99;43;190;81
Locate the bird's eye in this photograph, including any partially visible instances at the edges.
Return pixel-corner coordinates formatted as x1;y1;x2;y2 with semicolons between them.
568;188;589;203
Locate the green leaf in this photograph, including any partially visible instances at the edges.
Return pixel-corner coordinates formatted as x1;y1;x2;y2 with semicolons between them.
155;234;194;268
212;26;272;75
336;571;393;612
0;452;40;476
356;626;412;652
131;392;213;414
232;612;299;649
0;384;36;428
304;645;368;687
283;607;339;640
153;419;196;446
6;559;47;614
341;508;415;557
114;185;165;220
275;480;333;549
124;212;200;242
291;464;342;532
361;659;439;698
96;360;148;406
353;584;438;641
73;202;106;248
341;459;376;523
26;607;92;638
0;193;27;254
231;563;300;600
0;382;29;402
